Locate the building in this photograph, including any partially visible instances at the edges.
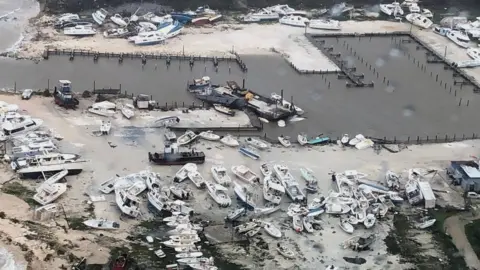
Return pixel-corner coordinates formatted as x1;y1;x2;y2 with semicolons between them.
447;160;480;192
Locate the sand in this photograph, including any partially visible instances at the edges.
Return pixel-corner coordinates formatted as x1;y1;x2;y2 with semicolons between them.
0;94;476;269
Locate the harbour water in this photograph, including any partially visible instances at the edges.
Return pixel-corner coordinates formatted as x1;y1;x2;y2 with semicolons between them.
0;0;39;53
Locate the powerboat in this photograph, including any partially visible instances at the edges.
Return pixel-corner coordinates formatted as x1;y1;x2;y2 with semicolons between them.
297;133;307;145
245;137;269;150
447;30;471;48
0;117;42;141
33;183;67;205
278;136;291;147
422;9;433;18
63;25;97;36
270;92;304;114
157;21;183;39
103;28;130;38
99;121;111;135
408;3;421;13
147;187;169;212
220;134;239;147
174;163;197;182
142;12;173;24
279;15;309;27
405;13;433;29
243;8;279;22
134;31;166;46
272;164;294;182
211;165;231;186
83;219;120;229
116;190;140;217
187;170;206;189
88;101;116;117
232;165;259;184
199;130;220;141
467;48;480;60
379;2;404;16
263;174;285;204
260;163;272;176
433;26;450;36
309;19;341;30
92;8;108;25
266;4;295;16
177;130;198;145
205;181;231;207
401;0;418;7
110;14;128;27
233;182;256;210
121;104;135;119
11;152;86;179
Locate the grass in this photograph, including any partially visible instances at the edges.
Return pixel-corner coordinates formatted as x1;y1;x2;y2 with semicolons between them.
464;219;480;260
1;181;37;206
67;217;89;231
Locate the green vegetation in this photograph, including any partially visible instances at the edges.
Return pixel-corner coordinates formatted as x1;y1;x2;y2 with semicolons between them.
1;181;37;206
464;219;480;260
66;217;89;231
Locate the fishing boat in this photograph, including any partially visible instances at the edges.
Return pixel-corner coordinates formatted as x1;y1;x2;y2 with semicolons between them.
309;19;341;30
64;25;97;36
110;14;128;27
245;137;269;150
307;136;330;145
233;183;257;210
220;135;239;147
164;130;177;141
231;165;259;184
213;104;235;116
405;13;433;29
205;181;231;207
88;101;116;117
99;177;117;194
278;135;291;147
210;166;231;186
115;189;141;218
134;31;166;46
174;163;197;182
276;244;295;259
239;146;260;160
260;163;272;176
11;152;86;179
100;121;111;135
234;221;258;233
147;188;170;212
187;170;206;189
416;218;436;229
92;8;108;25
263;174;285;204
340;219;354;233
292;215;303;232
33;183;67;205
300;168;317;184
170;186;192;200
153;116;180;128
155;249;166;258
225;207;246;222
263;222;282;238
447;30;471;48
177;130;198;146
103;28;130;38
297;133;307;145
199;131;220;141
243;8;279;23
279;15;309;27
83;219;120;229
325;203;350;214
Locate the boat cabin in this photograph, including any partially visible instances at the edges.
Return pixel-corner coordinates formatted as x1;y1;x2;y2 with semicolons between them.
434;26;450;36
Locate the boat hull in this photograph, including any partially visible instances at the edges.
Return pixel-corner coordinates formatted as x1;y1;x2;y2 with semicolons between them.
18;168;83;179
148;152;205;165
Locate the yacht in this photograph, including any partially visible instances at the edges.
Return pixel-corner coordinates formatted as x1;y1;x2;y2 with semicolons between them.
263;175;285;204
9;144;56;160
0;117;43;141
379;2;404;16
309;19;341;30
405;13;433;29
279;15;309;27
63;25;97;36
135;32;166;46
92;8;108;25
467;48;480;60
408;3;421;13
243;8;279;22
11;152;86;179
447;30;471;48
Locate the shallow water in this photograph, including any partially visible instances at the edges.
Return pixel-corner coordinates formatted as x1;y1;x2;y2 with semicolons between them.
0;0;39;53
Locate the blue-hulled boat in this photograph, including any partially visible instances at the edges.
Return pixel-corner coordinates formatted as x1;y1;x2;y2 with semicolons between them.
307;136;330;145
157;20;183;39
170;14;192;24
238;146;260;160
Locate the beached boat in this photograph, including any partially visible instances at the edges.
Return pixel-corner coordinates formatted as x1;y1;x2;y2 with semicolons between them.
385;171;401;190
120;104;135;119
422;8;433;18
277;120;286;127
282;178;305;202
99;177;117;194
297;133;307;145
208;14;222;23
88;102;116;117
210;166;231;186
239;146;260;160
170;186;192;200
205;181;231;207
278;136;291;147
143;12;172;24
292;215;303;232
103;28;130;38
231;165;259;184
38;169;68;190
447;30;471;48
147;188;169;212
254;203;280;216
0;117;43;141
92;8;108;25
364;214;376;228
380;2;404;16
245;226;261;237
279;15;309;27
308;136;330;145
177;257;215;267
199;131;220;141
174;245;199;253
467;48;480;60
225;207;246;222
309;19;340;30
176;252;203;259
163;239;197;248
220;135;239;147
409;3;421;13
405;13;433;29
115;189;141;218
260;163;272;176
348;134;365;146
416;218;436;229
233;183;257;210
263;222;282;238
273;164;294;182
303;217;314;233
155;249;166;258
157;20;183;39
340;219;354;233
213;104;235;116
83;219;120;230
11;152;86;179
325;203;350;214
164;130;177;141
134;31;166;46
263;174;285;204
276;244;295;259
177;130;198;146
33;183;67;205
245;137;269;150
153;116;180;127
191;16;210;25
174;163;197;182
300;168;317;183
126;181;147;196
187;170;206;189
243;8;279;23
110;14;128;27
100;121;111;135
112;254;127;270
234;221;258;233
64;25;97;36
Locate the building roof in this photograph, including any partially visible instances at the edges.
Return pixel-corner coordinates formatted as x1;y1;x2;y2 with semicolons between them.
460;164;480;178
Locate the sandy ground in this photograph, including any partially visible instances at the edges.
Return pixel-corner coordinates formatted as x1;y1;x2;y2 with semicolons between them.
0;94;478;268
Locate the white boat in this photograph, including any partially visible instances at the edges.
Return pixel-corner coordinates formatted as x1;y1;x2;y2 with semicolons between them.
292;215;303;232
177;130;198;146
83;219;120;229
233;183;257;210
103;28;130;38
21;89;33;100
325;203;350;214
170;186;192;200
115;189;141;217
177;257;215;266
134;31;166;46
153;116;180;128
164;130;177;141
303;217;314;233
0;117;43;141
266;4;295;15
213;104;235;116
273;164;294;182
33;183;67;205
225;207;246;221
170;234;200;242
405;13;433;29
176;252;203;259
297;133;307;145
99;177;117;194
234;221;258;233
263;174;285;204
271;93;304;114
174;163;197;182
88;102;116;117
220;134;239;147
278;136;291;147
12;153;86;178
254;203;280;216
174;246;199;253
348;134;365;146
147;188;169;212
245;226;261;237
340;219;354;234
422;9;433;18
64;25;96;36
277;120;286;127
9;143;57;160
385;171;401;190
416;218;436;229
199;131;220;141
282;178;305;202
155;249;166;258
405;180;423;205
245;137;269;150
157;21;183;39
276;244;295;259
142;12;172;24
408;3;420;13
205;181;231;207
187;170;206;189
380;2;404;16
121;104;135;119
263;222;282;238
56;13;80;23
279;15;309;27
163;239;197;248
260;163;272;176
300;168;317;184
126;181;147;196
92;8;108;25
307;197;325;211
401;0;418;6
243;8;279;22
210;166;231;186
99;121;111;135
110;14;128;27
447;30;471;48
364;214;376;228
467;48;480;60
309;19;340;30
40;169;68;189
340;134;350;145
231;165;259;184
258;117;269;123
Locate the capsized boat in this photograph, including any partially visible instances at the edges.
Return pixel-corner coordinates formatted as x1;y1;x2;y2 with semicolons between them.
92;8;108;25
211;165;231;186
205;181;231;207
83;219;120;229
